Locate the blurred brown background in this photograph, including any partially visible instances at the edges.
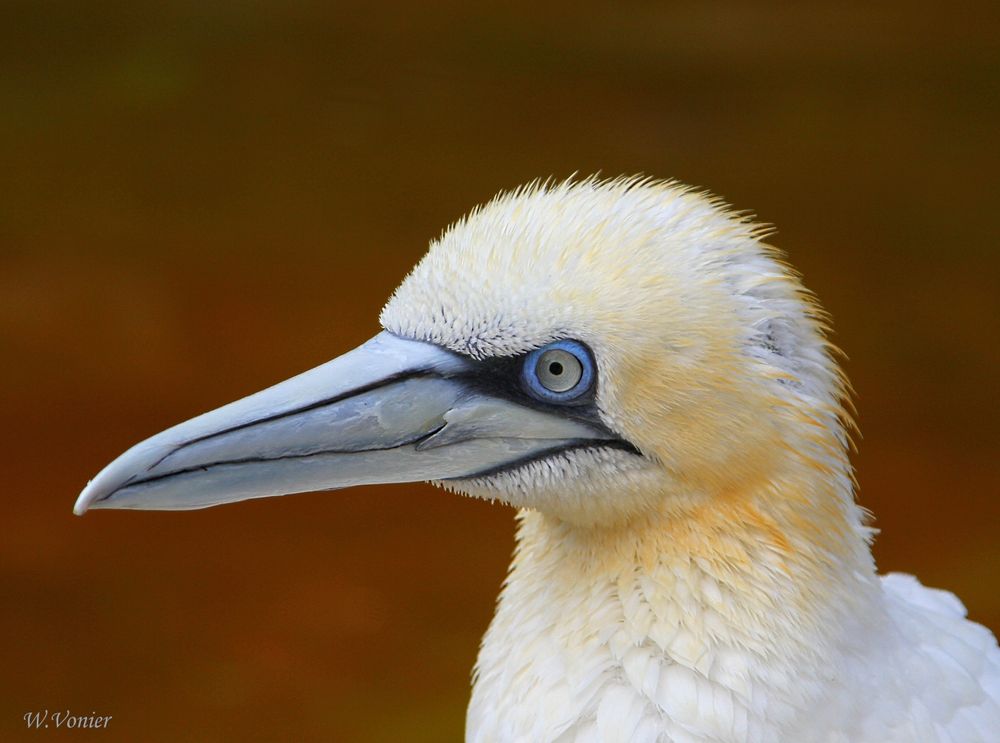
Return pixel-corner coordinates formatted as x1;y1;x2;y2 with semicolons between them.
2;2;998;741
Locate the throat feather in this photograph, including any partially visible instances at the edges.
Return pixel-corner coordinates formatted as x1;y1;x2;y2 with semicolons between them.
467;470;880;742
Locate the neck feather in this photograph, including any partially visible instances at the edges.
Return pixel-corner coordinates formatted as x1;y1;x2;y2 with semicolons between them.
468;442;884;741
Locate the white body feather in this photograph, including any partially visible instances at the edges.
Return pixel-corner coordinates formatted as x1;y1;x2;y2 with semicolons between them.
468;516;1000;742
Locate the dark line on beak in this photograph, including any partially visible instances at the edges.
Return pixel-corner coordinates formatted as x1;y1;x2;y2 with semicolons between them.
146;369;438;473
101;424;448;503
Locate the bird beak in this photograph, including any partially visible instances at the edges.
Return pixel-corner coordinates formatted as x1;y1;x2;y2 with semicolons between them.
74;332;614;514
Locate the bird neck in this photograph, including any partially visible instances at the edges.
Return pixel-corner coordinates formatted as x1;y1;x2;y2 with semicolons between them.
469;451;884;739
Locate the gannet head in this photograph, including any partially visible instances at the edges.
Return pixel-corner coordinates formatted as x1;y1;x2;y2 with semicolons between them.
75;177;849;527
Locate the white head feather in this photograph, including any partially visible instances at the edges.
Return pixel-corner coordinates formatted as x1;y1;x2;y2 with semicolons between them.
382;177;854;528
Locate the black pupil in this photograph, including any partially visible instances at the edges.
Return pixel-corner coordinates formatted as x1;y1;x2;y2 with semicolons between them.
549;361;563;375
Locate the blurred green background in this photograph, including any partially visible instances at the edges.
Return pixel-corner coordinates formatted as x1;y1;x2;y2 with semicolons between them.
2;2;998;741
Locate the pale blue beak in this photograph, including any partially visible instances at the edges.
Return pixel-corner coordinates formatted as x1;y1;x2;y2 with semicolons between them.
74;332;614;514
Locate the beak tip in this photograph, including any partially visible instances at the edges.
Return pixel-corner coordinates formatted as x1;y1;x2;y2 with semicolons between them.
74;481;103;516
73;495;91;516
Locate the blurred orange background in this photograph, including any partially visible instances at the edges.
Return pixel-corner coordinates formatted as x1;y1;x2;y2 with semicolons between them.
2;2;998;741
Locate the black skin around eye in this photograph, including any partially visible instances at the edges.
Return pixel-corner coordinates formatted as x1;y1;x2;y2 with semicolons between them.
448;344;600;422
430;341;642;466
434;341;640;460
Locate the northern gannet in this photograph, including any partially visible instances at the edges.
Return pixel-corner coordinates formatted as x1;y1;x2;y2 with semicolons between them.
75;178;999;742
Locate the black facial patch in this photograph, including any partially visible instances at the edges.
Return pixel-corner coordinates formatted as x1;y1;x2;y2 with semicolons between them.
449;346;602;422
437;341;637;453
454;438;641;481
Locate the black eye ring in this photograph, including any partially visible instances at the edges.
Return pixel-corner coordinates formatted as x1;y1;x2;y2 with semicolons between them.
521;340;595;403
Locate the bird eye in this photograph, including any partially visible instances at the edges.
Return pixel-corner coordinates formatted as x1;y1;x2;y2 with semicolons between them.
522;340;595;403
